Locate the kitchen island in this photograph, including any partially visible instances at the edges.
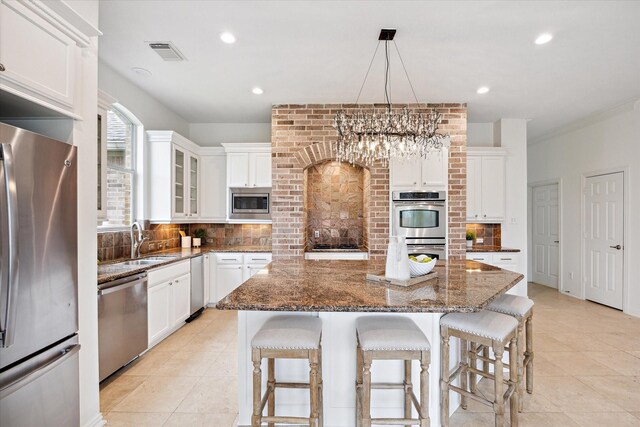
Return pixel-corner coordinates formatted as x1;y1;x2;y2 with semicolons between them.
217;259;524;427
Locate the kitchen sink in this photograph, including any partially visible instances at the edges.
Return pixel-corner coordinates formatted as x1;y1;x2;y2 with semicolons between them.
114;256;179;267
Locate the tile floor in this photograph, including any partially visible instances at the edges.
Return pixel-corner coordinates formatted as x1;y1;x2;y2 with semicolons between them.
100;283;640;426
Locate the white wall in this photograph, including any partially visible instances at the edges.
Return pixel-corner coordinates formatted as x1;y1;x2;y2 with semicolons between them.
98;61;189;135
189;122;271;146
467;122;495;147
528;99;640;317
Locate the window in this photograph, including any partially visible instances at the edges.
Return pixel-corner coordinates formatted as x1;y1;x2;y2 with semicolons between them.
99;107;137;227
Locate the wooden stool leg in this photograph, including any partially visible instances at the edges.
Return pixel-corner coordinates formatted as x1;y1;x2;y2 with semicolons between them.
493;342;505;427
356;343;363;427
482;346;490;375
525;314;533;394
420;351;430;427
517;321;525;412
251;349;262;427
509;337;519;427
362;352;372;427
319;347;324;427
404;360;412;427
469;342;478;395
267;358;275;427
460;339;468;410
440;329;450;427
309;349;320;427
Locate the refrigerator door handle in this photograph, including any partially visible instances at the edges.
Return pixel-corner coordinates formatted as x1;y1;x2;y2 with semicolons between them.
0;344;80;399
0;143;19;348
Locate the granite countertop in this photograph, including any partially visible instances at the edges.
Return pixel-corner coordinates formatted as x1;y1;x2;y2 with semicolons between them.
98;245;271;284
216;259;524;313
466;245;521;253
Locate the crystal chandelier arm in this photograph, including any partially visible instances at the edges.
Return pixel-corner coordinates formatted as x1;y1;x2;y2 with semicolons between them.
355;41;382;104
392;40;421;105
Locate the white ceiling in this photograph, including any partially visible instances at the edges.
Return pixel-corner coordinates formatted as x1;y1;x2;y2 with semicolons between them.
98;1;640;140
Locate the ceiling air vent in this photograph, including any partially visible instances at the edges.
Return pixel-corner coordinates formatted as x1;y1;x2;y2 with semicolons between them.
148;42;185;61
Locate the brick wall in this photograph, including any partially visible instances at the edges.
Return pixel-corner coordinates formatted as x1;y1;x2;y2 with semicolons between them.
271;103;467;261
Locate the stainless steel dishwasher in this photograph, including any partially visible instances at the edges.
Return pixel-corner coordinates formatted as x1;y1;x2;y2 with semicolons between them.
98;273;148;382
187;255;205;322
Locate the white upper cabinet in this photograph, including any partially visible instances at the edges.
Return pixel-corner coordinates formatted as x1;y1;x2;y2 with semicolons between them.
200;151;227;221
147;131;202;223
390;148;448;190
227;153;250;187
467;148;506;222
222;143;272;188
0;1;99;118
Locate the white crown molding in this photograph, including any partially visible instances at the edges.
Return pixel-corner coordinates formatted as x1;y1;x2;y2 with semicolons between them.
529;98;640;146
98;90;117;111
221;142;271;153
198;146;226;155
467;147;508;156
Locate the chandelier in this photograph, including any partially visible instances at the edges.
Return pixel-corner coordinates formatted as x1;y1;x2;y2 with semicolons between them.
333;29;449;167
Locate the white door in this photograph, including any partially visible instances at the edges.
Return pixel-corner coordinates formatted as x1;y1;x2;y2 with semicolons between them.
251;152;272;187
227;153;250;187
216;264;245;302
480;156;505;220
532;184;560;288
466;156;481;220
583;172;624;309
200;155;227;220
420;148;448;189
390;157;421;189
171;273;191;325
148;281;172;345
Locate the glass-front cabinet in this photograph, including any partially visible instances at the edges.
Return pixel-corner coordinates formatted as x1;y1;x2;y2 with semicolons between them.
171;145;199;218
189;154;199;216
173;147;186;216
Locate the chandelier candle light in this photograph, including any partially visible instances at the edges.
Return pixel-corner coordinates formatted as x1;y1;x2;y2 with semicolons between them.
333;28;449;166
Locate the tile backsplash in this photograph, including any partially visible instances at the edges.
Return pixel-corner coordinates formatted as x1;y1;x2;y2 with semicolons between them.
466;223;501;247
98;223;272;262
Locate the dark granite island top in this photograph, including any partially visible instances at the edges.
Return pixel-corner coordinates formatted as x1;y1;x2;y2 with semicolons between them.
216;259;524;313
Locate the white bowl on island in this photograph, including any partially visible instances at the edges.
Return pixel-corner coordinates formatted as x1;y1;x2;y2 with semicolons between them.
408;255;437;277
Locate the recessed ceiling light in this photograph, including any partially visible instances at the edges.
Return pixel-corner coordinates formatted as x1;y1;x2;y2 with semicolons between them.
131;67;152;77
220;32;236;44
477;86;490;94
535;33;553;45
252;87;264;95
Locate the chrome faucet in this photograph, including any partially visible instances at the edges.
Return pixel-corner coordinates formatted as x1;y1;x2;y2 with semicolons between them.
130;221;148;259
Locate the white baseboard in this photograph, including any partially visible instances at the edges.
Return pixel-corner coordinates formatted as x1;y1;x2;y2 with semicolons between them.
84;412;106;427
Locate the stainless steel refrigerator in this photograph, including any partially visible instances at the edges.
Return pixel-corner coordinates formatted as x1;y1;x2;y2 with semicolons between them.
0;122;79;426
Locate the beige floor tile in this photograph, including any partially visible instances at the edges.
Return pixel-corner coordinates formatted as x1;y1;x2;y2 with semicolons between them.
538;351;619;376
100;375;147;413
534;334;574;352
593;333;640;352
534;376;625;412
204;352;238;377
630;412;640;420
449;411;494;426
120;349;174;376
628;351;640;360
163;412;237;427
153;330;197;352
533;353;571;377
518;412;580;426
585;351;640;376
112;376;199;413
576;376;640;412
175;376;238;414
103;411;170;426
565;411;640;426
546;332;618;352
154;351;220;377
180;336;230;353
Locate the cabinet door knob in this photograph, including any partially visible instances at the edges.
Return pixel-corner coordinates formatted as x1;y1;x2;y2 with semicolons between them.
475;215;478;218
169;281;173;286
413;182;417;185
0;63;5;72
483;214;487;217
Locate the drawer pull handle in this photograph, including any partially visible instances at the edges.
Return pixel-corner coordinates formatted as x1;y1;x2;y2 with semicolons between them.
251;258;268;261
500;258;512;261
472;258;483;261
221;258;237;261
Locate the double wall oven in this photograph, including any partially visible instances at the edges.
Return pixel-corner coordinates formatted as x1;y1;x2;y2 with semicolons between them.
392;191;447;259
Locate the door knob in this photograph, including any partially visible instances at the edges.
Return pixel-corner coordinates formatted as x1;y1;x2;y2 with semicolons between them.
610;245;622;250
554;240;559;243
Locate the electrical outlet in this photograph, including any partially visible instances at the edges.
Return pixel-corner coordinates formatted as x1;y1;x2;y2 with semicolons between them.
569;272;574;279
476;237;484;244
314;230;320;238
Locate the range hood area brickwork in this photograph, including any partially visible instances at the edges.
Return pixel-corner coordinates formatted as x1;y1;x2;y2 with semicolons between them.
271;103;467;261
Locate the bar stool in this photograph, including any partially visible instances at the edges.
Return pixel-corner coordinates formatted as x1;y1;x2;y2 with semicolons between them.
486;294;534;411
251;315;323;427
355;316;431;427
440;310;519;427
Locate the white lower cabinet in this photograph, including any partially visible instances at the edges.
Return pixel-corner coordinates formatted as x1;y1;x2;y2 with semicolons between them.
147;261;191;346
466;252;519;272
209;252;272;303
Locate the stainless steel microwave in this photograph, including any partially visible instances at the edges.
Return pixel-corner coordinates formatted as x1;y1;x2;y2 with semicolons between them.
229;187;271;220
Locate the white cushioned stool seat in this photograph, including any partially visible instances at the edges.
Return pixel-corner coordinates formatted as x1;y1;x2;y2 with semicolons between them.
356;316;431;351
441;310;518;341
487;294;534;318
252;315;322;350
